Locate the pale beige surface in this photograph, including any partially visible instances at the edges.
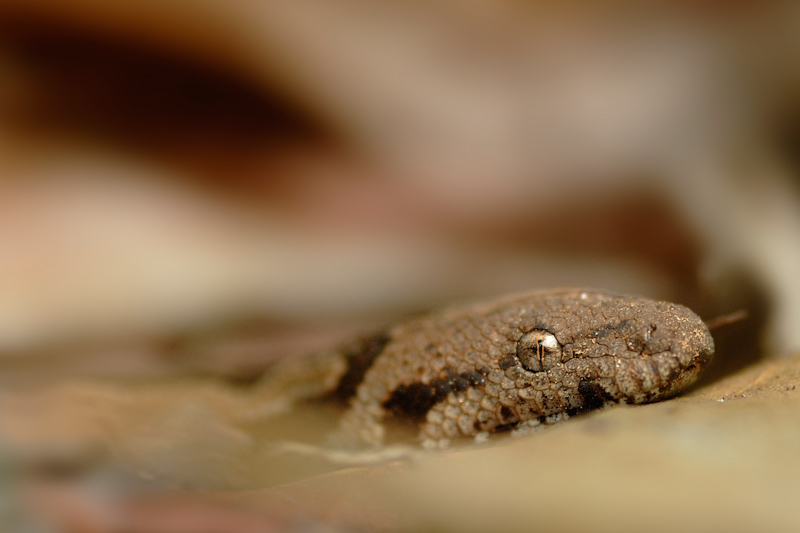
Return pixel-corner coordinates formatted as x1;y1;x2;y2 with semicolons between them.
251;356;800;532
3;355;800;531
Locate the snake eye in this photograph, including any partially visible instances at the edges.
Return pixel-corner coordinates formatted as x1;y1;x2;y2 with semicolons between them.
516;330;561;372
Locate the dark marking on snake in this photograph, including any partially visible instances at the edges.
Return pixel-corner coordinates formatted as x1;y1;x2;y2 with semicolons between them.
332;331;391;401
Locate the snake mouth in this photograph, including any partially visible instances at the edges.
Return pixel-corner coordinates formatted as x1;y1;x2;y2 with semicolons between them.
654;356;706;401
678;363;701;389
675;332;715;390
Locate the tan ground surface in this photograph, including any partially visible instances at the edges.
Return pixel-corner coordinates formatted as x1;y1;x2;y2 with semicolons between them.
4;353;799;532
242;355;800;532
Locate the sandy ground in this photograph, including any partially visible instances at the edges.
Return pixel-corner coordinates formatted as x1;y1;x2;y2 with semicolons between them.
244;355;800;532
1;350;797;532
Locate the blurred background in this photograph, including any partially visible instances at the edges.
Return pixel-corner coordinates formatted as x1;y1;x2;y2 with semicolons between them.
1;0;800;530
0;0;797;381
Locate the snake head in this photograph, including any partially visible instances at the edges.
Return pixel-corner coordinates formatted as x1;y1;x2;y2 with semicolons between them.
516;290;715;409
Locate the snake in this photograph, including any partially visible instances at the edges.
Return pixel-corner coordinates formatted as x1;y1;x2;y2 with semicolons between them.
264;289;714;448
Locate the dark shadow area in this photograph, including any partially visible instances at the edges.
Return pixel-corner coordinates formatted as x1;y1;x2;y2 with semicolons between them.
692;265;771;388
0;16;335;195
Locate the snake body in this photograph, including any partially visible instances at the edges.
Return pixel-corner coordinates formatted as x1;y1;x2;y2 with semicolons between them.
271;289;714;447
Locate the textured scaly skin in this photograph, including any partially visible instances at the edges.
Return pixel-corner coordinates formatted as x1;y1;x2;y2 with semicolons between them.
264;289;714;447
334;289;714;446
